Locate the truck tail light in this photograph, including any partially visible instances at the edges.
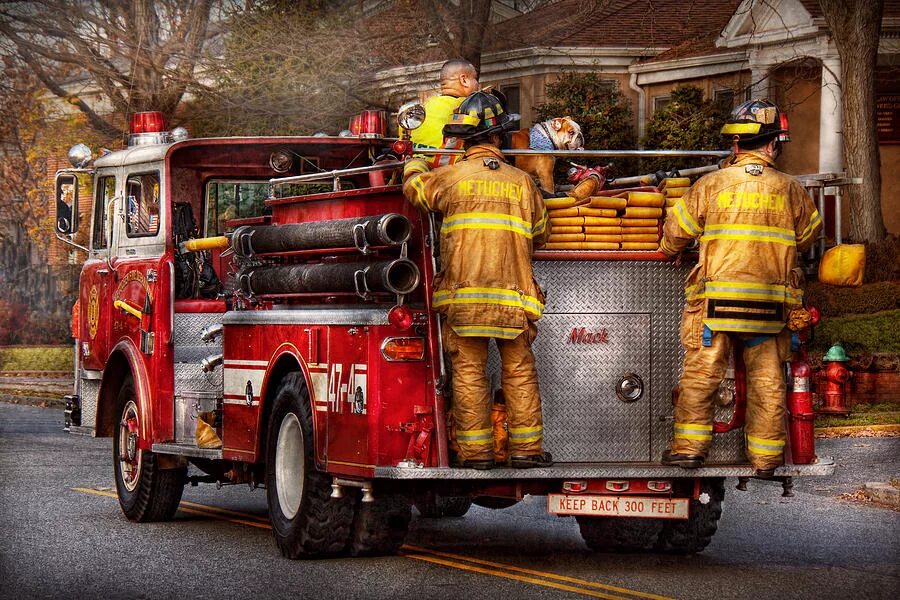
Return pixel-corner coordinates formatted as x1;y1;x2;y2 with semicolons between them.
606;480;629;492
71;301;80;339
388;305;413;330
130;111;166;134
647;480;672;492
562;480;587;493
381;337;425;362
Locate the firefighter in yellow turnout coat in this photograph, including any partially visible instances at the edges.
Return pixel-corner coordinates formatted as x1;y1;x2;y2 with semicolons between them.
659;100;822;476
403;92;601;469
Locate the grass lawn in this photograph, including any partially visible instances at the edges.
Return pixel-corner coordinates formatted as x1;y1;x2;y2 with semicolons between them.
0;346;73;372
816;402;900;428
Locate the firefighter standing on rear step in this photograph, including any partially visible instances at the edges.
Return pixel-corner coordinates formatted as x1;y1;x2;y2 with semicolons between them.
658;99;823;477
402;91;604;469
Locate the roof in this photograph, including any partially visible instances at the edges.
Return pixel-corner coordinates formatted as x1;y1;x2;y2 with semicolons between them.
487;0;743;53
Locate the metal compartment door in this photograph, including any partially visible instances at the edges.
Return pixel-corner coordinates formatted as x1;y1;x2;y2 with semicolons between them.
534;313;651;462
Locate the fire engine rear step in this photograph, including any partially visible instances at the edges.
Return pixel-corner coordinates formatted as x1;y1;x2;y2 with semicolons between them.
374;458;835;479
152;443;223;460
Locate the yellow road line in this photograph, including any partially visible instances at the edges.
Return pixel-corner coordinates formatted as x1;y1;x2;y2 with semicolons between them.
72;487;272;529
403;552;630;600
73;487;669;600
402;544;672;600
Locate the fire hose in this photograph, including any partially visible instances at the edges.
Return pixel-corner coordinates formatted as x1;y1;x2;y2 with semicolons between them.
231;213;411;257
237;259;420;297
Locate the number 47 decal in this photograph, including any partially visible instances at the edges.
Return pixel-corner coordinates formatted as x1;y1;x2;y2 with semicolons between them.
327;363;367;415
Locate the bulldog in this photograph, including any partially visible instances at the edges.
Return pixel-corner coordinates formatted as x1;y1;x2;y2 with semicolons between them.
508;117;584;194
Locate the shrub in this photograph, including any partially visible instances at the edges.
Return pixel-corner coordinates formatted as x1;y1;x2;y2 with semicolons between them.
810;309;900;354
805;281;900;318
535;72;637;177
0;300;29;345
863;234;900;283
640;85;730;174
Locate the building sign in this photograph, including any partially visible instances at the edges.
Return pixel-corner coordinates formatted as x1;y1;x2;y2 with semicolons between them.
876;94;900;144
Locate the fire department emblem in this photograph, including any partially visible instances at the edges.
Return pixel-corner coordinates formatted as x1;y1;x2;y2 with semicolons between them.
87;285;100;339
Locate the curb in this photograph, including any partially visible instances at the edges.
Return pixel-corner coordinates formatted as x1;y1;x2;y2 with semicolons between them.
0;371;72;377
0;393;66;409
862;482;900;509
815;424;900;437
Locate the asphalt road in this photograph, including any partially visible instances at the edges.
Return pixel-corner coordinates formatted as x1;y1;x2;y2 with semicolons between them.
1;403;898;600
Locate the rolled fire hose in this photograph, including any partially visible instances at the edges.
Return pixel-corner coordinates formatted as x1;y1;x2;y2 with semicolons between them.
625;191;666;208
238;258;420;297
231;213;411;257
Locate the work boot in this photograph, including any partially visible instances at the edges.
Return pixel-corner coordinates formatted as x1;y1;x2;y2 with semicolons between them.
754;467;777;479
451;457;495;470
661;449;704;469
510;452;553;469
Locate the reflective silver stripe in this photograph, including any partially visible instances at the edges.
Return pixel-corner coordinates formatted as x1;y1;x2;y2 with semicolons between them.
674;425;713;437
442;216;533;237
457;430;493;442
703;226;796;243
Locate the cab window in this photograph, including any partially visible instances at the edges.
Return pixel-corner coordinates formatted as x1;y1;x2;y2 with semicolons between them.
125;172;161;237
92;176;115;250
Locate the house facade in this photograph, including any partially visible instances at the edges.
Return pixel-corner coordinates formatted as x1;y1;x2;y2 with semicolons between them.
372;0;899;235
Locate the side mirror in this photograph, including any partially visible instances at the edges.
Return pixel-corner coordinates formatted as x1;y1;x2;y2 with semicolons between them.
397;101;426;132
56;174;78;234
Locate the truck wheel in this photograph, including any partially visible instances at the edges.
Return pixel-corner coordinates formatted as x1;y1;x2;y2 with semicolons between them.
349;494;411;556
113;377;185;522
658;478;725;554
415;493;472;518
265;372;354;558
577;516;663;552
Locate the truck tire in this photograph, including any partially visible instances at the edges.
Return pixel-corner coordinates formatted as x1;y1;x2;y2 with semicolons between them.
577;516;663;552
114;377;185;522
265;372;354;559
414;494;472;518
349;494;412;556
658;478;725;554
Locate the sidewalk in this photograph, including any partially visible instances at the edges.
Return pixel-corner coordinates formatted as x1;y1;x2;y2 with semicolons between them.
0;373;72;406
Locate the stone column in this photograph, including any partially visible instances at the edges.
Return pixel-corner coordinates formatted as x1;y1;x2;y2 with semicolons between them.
750;65;771;100
818;53;843;177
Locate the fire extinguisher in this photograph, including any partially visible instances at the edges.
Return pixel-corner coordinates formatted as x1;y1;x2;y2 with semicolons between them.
787;355;816;464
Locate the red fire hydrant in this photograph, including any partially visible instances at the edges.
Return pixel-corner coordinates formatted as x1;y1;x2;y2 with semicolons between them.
819;343;852;415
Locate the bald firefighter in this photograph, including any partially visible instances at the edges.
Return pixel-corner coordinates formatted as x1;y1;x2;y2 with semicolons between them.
659;100;822;476
403;91;602;469
411;59;480;167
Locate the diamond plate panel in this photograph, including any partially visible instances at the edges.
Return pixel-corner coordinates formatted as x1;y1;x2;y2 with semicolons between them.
173;312;223;363
484;260;748;465
80;378;100;430
533;313;650;461
174;362;222;393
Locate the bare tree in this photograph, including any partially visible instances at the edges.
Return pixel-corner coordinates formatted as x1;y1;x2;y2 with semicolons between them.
819;0;885;242
0;0;216;137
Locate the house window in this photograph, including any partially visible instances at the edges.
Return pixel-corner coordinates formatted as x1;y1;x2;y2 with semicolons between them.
499;85;521;115
653;95;671;113
715;88;737;109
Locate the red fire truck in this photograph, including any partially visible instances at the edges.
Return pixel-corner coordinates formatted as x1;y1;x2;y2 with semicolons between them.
55;109;833;559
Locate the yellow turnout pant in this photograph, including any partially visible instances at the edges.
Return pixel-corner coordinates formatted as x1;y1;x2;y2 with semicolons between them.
443;322;544;462
673;307;790;470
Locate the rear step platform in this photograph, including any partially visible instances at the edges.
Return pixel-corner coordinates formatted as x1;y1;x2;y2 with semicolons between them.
152;443;223;460
374;457;835;479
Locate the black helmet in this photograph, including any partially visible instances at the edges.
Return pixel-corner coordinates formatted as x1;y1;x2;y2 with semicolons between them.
443;91;520;141
721;99;790;145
